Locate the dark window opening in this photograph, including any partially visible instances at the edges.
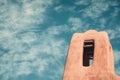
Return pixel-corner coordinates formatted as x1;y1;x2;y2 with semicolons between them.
83;40;94;66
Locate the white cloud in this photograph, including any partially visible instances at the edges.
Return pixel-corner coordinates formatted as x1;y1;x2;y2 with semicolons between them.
75;0;90;5
46;17;88;34
0;21;68;80
54;5;63;12
114;50;120;63
109;0;120;6
111;7;120;17
54;5;75;13
98;18;106;28
113;50;120;75
0;0;119;79
68;17;83;31
0;0;53;31
0;27;67;79
81;0;109;18
106;28;120;39
68;17;90;32
0;0;64;79
79;0;120;19
45;25;69;35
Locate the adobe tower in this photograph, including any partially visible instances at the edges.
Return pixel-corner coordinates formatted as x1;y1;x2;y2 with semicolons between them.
63;30;120;80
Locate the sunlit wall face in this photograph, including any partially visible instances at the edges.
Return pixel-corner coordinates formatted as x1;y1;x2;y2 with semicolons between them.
0;0;120;80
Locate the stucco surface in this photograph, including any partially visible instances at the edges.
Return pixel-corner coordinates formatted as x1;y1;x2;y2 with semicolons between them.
63;30;120;80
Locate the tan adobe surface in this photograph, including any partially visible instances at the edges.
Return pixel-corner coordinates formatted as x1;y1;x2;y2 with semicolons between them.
63;30;120;80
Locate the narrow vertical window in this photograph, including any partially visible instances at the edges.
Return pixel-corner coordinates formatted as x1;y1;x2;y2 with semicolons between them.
83;40;94;66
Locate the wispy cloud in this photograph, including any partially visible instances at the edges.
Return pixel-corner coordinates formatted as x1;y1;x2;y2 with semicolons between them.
0;0;61;80
82;1;109;18
54;5;75;13
106;28;120;39
68;17;83;31
74;0;90;6
0;0;120;79
113;50;120;75
0;21;68;80
68;17;91;32
54;5;63;12
0;0;53;30
110;7;120;17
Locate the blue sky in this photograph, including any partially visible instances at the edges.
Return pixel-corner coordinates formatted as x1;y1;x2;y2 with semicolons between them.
0;0;120;80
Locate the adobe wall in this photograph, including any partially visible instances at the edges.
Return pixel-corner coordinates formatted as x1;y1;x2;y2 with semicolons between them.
63;30;120;80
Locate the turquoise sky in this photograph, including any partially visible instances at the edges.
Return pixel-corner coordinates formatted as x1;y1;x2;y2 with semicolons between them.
0;0;120;80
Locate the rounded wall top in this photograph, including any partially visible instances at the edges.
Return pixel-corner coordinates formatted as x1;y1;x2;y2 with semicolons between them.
84;30;98;34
